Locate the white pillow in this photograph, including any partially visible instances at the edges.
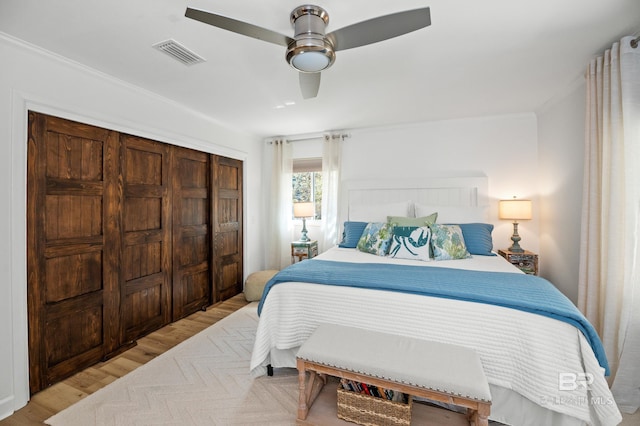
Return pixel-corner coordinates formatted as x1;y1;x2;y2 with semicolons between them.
388;226;432;261
415;204;488;223
349;201;412;222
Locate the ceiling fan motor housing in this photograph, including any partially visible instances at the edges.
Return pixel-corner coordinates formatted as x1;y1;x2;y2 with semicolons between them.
286;5;335;72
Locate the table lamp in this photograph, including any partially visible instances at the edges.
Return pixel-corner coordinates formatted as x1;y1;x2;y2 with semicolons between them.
293;202;314;242
499;198;532;253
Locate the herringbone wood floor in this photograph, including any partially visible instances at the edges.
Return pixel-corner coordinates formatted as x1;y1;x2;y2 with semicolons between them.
0;294;249;425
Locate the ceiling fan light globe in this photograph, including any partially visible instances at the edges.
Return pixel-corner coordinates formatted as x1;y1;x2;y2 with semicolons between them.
286;39;335;72
292;51;330;72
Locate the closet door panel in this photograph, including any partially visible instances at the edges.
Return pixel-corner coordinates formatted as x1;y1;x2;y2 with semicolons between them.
212;156;243;303
27;112;121;393
121;134;172;342
172;147;211;319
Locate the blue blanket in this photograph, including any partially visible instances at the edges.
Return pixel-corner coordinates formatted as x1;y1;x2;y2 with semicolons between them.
258;259;610;375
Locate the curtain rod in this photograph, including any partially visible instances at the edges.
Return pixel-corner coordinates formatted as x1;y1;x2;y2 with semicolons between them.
267;133;351;144
287;133;350;142
631;36;639;48
288;135;323;142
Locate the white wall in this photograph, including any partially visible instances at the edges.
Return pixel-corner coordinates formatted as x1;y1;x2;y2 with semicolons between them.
0;34;262;419
536;80;586;303
336;92;587;303
341;114;541;255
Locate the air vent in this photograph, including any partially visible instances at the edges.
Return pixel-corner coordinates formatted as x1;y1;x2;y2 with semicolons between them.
152;39;206;66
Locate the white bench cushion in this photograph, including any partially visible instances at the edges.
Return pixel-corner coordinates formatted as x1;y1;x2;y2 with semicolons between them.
296;323;491;403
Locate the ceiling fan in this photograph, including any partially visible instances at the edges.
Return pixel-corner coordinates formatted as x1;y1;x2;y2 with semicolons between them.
185;4;431;99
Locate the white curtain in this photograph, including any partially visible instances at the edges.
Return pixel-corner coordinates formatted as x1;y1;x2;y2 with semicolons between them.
264;139;293;270
320;134;342;252
579;36;640;413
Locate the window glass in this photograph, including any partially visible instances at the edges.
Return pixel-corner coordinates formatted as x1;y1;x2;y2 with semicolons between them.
292;158;322;219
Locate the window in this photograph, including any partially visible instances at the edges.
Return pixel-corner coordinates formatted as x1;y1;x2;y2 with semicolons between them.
292;158;322;219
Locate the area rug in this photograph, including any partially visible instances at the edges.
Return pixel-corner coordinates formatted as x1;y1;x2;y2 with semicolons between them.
46;303;303;426
45;303;475;426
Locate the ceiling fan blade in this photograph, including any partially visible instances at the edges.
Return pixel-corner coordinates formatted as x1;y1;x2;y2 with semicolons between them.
327;7;431;51
299;72;321;99
185;7;293;47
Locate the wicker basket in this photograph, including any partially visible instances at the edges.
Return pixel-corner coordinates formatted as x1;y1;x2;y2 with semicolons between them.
337;387;412;426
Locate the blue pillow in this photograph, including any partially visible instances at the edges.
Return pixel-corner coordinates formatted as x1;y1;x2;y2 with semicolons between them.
454;223;496;256
339;221;368;248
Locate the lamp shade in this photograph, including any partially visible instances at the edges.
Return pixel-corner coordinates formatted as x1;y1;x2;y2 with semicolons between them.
293;202;315;218
499;199;532;220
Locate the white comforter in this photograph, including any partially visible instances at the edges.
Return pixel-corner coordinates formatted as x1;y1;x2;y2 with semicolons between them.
250;248;621;426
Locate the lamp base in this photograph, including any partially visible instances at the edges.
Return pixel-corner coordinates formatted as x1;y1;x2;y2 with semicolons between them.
299;218;309;242
508;221;524;253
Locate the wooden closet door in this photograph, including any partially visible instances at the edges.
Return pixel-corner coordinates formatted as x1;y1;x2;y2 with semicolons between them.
120;134;172;342
212;156;243;302
27;112;121;393
171;147;211;319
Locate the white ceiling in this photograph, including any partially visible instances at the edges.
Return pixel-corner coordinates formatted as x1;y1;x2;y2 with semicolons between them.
1;0;638;138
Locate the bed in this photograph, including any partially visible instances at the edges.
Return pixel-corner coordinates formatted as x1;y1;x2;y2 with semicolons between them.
250;177;621;426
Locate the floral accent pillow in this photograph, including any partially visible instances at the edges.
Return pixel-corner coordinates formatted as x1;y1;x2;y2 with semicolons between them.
356;222;395;256
429;224;471;260
389;226;432;261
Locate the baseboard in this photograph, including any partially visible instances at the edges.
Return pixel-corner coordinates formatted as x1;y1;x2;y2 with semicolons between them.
0;394;16;421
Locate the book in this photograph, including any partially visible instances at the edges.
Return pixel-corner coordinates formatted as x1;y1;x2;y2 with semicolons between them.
360;383;371;395
369;385;382;398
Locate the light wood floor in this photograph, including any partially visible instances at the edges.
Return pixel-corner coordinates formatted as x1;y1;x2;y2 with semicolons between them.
0;294;249;426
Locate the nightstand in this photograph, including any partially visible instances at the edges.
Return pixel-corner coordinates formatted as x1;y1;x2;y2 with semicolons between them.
291;240;318;264
498;249;539;275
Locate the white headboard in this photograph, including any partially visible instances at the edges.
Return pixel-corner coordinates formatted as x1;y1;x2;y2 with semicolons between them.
339;176;489;224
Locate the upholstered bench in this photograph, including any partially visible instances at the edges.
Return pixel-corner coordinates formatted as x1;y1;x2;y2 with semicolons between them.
296;323;492;425
244;269;278;302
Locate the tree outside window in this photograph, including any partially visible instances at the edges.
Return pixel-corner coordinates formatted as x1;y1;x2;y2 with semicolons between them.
292;158;322;219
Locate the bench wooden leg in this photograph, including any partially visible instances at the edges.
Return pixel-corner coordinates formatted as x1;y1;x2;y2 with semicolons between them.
476;402;490;426
297;361;327;421
467;404;490;426
306;372;326;406
297;360;309;420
